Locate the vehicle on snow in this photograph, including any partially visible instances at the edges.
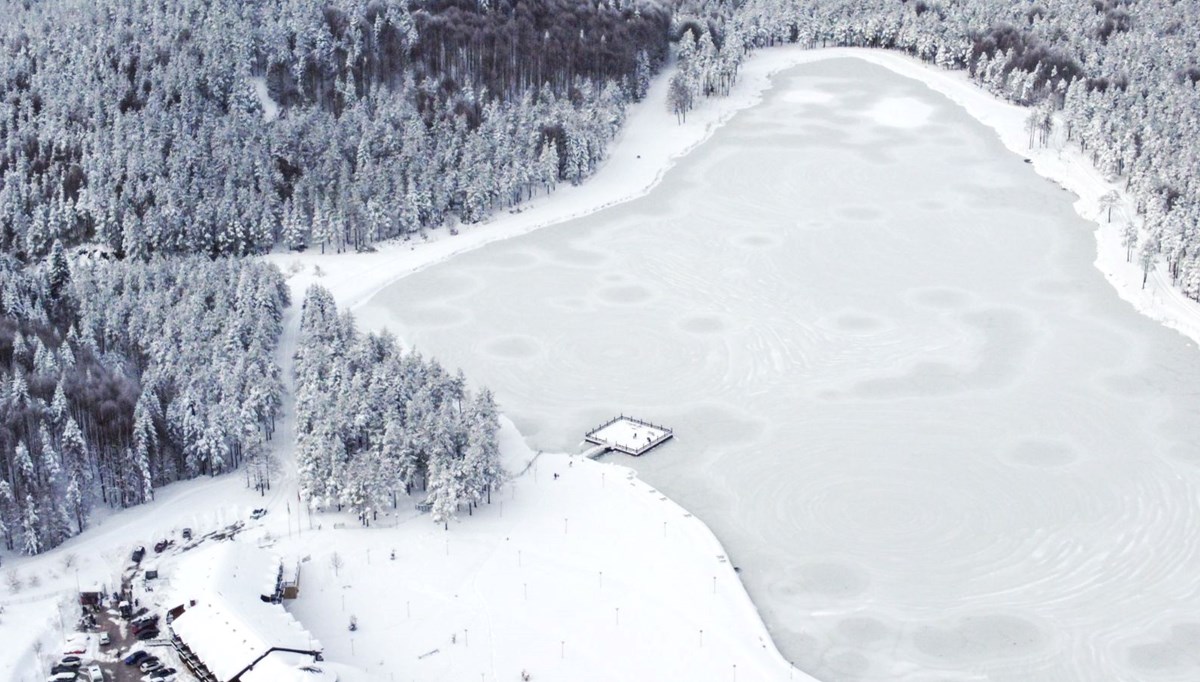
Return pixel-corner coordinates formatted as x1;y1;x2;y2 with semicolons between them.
123;650;150;665
57;656;81;669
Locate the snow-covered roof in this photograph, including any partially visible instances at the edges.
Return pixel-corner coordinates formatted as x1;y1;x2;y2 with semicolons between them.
170;542;321;682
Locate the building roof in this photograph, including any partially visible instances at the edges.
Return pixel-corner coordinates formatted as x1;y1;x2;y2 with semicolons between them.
170;542;321;682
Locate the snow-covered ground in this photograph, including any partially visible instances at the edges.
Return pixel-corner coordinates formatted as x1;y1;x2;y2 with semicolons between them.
269;428;810;682
6;43;1200;682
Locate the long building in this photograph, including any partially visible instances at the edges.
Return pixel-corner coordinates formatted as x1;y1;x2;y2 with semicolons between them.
169;542;329;682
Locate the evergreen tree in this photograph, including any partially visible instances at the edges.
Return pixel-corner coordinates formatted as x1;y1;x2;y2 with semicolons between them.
21;494;40;555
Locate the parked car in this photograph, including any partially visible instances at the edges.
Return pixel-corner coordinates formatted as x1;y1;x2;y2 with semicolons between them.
83;664;104;682
136;628;160;640
57;656;81;669
131;546;146;563
132;613;158;628
250;508;268;519
140;658;163;673
149;667;177;680
99;631;111;646
48;672;76;682
49;664;76;675
153;539;173;553
123;650;150;665
181;527;193;540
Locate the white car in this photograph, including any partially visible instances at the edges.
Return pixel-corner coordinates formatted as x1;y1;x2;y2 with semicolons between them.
99;631;111;646
83;665;104;682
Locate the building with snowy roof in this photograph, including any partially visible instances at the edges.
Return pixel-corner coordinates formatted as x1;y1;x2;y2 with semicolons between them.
169;541;327;682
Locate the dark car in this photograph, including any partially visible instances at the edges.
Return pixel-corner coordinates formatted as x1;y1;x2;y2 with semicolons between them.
49;663;76;674
154;539;169;553
58;656;82;669
181;527;193;540
131;545;146;563
250;508;267;519
132;616;159;635
149;667;177;680
136;628;160;640
123;650;150;665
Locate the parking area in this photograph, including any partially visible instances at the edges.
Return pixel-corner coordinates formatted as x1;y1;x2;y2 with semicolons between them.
47;579;193;682
45;522;250;682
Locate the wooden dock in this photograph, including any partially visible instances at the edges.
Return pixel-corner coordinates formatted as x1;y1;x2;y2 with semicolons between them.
584;415;674;457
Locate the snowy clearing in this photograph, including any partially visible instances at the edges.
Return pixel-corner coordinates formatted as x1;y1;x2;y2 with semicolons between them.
270;429;811;682
249;76;280;122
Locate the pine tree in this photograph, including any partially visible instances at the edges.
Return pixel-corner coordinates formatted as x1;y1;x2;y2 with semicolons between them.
65;475;84;533
465;388;504;504
22;494;41;555
48;239;71;301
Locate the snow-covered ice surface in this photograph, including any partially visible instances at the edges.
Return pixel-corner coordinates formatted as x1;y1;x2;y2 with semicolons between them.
359;58;1200;682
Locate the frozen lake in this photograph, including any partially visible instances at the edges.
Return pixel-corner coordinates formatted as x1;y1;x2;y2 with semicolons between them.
359;59;1200;681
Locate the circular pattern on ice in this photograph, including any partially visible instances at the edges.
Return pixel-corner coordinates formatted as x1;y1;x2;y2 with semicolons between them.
676;314;728;334
595;283;655;305
482;334;542;359
913;614;1047;662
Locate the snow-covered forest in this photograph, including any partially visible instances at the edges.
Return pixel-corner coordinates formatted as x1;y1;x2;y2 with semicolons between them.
2;0;1199;556
0;0;669;258
295;285;504;527
668;0;1200;298
0;253;287;554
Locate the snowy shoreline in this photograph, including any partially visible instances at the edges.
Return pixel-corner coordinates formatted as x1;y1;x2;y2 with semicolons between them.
271;45;1200;349
263;44;1200;682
